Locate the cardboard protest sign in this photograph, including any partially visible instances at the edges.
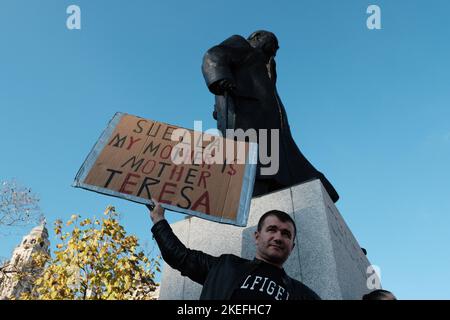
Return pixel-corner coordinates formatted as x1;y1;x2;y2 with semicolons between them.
73;112;257;227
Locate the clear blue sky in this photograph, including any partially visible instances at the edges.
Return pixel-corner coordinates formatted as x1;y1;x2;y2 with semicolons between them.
1;0;449;299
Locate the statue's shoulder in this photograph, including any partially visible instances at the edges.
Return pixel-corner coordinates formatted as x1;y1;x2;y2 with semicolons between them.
219;34;251;49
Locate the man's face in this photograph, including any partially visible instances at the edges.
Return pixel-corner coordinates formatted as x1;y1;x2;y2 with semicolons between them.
254;215;295;267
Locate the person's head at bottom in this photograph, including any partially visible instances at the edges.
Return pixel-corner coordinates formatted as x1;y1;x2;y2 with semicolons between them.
254;210;296;268
362;289;397;300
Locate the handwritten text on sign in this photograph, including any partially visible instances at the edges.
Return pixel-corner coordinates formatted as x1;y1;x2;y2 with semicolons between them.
74;113;256;226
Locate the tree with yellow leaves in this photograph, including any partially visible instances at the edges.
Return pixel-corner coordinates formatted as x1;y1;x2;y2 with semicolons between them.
21;206;160;300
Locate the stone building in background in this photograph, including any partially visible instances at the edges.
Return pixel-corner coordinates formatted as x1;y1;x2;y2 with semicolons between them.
0;222;160;300
0;222;50;299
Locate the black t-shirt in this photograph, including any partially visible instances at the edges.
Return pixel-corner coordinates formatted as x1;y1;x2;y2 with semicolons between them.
231;261;290;300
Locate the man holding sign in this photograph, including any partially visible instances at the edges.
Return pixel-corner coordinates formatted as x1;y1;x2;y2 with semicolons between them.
148;203;320;300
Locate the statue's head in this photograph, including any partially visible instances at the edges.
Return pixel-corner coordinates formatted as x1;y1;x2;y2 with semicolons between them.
247;30;279;57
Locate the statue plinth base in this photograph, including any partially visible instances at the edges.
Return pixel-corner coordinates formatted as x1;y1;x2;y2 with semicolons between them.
159;179;373;300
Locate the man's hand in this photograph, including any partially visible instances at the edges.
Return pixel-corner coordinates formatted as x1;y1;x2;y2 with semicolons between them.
147;202;165;224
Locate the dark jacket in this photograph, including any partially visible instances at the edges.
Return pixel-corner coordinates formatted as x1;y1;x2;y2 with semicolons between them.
202;35;339;203
152;219;321;300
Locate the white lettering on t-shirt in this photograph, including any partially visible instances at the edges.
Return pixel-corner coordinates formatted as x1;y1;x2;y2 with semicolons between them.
275;286;286;300
267;280;276;295
259;277;268;292
241;275;252;289
250;276;262;290
236;274;289;300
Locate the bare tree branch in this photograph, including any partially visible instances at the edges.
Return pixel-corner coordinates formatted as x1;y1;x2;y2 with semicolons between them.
0;180;43;228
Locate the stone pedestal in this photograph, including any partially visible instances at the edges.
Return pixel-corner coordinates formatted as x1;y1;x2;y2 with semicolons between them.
159;179;373;300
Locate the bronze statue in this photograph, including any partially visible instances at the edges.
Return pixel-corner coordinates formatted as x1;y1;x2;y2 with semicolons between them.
202;30;339;202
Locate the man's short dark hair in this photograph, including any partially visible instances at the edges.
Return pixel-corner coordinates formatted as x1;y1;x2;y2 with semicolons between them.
362;289;397;300
257;210;297;239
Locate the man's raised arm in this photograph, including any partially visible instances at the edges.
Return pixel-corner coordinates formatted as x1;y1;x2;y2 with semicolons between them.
148;203;219;285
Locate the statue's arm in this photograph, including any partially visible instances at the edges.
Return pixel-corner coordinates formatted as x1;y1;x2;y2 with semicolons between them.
201;35;249;95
